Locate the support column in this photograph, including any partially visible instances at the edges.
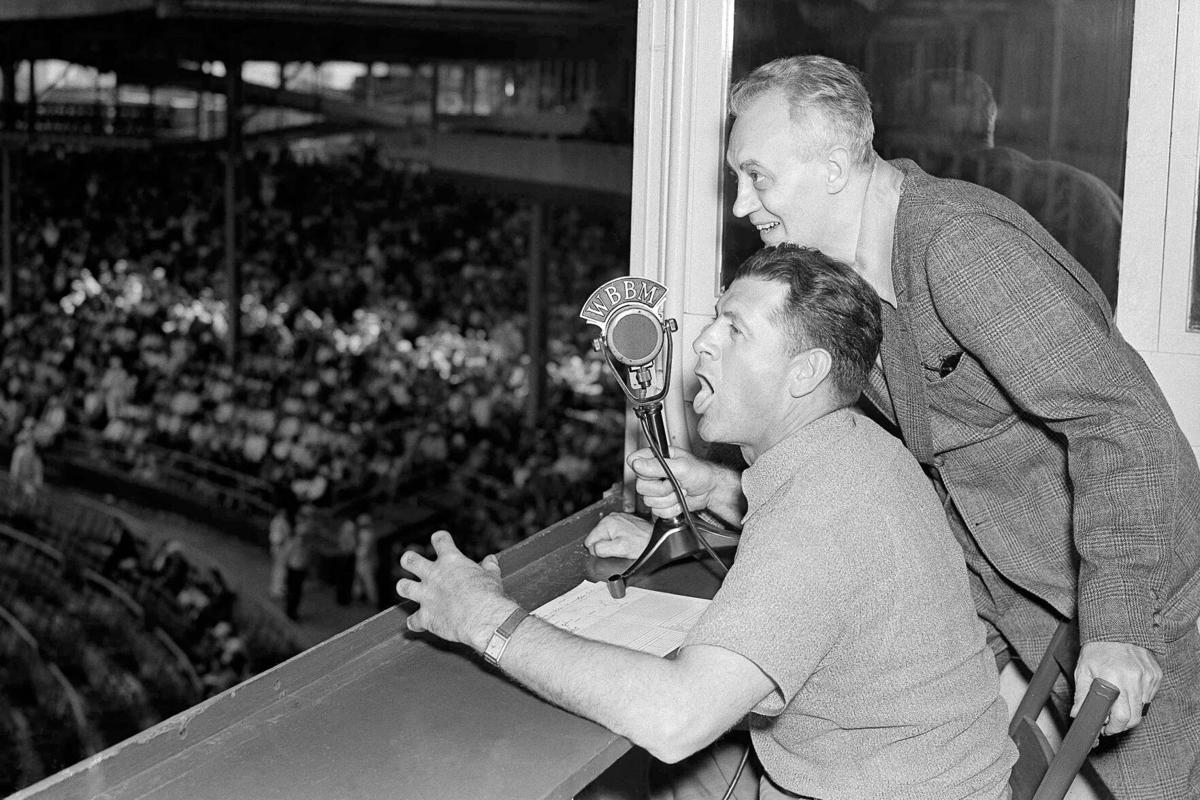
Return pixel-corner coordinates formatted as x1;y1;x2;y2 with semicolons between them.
430;61;440;125
224;59;243;363
2;145;12;318
525;200;547;428
1;63;13;317
25;60;36;134
2;62;15;131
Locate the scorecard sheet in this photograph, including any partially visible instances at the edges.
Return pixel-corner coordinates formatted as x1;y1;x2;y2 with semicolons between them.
532;580;712;657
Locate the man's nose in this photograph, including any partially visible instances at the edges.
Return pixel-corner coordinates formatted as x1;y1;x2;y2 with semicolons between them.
693;327;716;357
730;179;759;219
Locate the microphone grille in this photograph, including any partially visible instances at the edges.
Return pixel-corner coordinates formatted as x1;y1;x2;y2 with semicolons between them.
609;310;663;366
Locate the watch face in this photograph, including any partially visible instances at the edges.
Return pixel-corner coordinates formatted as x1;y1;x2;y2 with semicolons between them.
484;608;529;665
483;630;509;665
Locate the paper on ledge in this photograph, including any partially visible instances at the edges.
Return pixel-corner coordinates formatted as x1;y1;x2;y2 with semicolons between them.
532;580;711;658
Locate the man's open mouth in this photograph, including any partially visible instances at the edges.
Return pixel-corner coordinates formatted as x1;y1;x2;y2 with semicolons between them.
693;373;714;414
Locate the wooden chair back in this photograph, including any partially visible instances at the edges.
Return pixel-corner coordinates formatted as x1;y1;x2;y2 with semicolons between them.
1008;618;1120;800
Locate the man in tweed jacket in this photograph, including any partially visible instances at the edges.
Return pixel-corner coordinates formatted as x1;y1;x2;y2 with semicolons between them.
604;55;1200;798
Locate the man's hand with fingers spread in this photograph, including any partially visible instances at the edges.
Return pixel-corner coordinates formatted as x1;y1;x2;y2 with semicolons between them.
395;530;518;653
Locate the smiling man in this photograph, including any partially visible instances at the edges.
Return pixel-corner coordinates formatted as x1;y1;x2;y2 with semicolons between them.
607;54;1200;800
397;245;1015;800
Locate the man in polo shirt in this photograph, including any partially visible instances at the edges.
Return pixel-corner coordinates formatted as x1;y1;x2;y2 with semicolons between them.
397;244;1015;799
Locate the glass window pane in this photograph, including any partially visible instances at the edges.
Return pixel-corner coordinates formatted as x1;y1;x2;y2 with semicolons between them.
725;0;1134;313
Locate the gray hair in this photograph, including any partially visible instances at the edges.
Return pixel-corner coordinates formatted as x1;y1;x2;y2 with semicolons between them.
730;55;875;166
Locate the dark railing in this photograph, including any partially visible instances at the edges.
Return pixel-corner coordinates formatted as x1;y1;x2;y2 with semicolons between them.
0;473;303;671
45;422;419;551
0;523;200;696
54;424;277;522
0;600;100;784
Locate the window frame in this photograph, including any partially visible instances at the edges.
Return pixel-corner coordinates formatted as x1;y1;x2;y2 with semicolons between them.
1118;0;1200;355
627;0;736;468
1156;0;1200;351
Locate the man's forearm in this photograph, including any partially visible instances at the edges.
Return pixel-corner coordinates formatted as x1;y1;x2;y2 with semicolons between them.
491;617;718;762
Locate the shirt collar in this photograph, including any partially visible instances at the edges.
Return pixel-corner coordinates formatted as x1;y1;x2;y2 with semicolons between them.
743;408;857;510
853;156;904;308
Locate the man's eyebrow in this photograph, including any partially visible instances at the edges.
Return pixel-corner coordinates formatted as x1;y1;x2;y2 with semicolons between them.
719;305;751;330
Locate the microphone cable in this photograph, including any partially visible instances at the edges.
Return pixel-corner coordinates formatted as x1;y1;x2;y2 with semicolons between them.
719;742;751;800
637;413;731;575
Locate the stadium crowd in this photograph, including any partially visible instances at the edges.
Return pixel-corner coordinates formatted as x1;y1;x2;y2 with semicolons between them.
0;144;627;555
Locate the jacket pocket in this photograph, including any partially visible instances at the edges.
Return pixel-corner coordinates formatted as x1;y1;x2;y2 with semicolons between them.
925;350;1016;432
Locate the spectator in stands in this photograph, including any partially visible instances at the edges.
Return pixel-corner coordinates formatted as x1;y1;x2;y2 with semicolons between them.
9;418;45;519
101;520;142;578
199;621;251;697
194;567;236;631
150;540;190;596
284;505;315;621
267;502;294;600
353;513;378;608
35;394;68;449
99;356;135;423
334;517;357;606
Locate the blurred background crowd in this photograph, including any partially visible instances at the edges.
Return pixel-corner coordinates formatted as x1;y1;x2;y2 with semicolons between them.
1;144;627;557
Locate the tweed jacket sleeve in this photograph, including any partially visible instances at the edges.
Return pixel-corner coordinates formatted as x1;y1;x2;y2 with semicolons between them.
915;208;1190;652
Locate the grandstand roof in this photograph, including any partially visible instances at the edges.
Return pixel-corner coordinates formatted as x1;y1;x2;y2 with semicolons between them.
0;0;634;67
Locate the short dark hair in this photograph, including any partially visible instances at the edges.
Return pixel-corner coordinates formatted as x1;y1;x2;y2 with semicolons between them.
732;244;881;406
730;55;875;166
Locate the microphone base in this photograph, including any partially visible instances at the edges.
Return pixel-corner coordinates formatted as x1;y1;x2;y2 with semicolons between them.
606;515;739;598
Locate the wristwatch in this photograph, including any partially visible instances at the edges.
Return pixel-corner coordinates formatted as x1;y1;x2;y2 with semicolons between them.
483;606;530;666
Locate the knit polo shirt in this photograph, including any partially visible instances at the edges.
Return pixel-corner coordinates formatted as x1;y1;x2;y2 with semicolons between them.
682;408;1015;800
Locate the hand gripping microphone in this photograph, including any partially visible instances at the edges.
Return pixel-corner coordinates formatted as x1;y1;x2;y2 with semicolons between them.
580;278;739;598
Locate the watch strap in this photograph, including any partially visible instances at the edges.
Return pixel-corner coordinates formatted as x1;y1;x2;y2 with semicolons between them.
483;606;529;666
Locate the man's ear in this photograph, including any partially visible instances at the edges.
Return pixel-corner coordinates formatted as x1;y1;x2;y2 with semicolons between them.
825;146;852;194
789;348;833;397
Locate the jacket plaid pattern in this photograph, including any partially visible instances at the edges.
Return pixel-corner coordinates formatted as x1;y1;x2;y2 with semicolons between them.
863;159;1200;799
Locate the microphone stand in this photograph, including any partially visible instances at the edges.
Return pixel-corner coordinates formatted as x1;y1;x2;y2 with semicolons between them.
595;323;739;599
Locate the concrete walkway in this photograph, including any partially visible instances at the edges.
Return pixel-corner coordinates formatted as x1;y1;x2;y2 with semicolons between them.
68;490;380;649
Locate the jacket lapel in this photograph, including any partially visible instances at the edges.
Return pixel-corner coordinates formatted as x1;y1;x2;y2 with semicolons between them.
877;296;937;466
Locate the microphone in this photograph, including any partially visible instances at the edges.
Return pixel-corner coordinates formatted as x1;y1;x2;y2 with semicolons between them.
580;278;739;598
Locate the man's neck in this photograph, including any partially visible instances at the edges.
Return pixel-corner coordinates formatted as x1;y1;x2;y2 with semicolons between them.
851;156;904;306
821;163;874;265
739;396;844;465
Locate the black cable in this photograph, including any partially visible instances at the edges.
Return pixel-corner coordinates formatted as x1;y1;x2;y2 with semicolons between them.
637;412;730;575
719;744;751;800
